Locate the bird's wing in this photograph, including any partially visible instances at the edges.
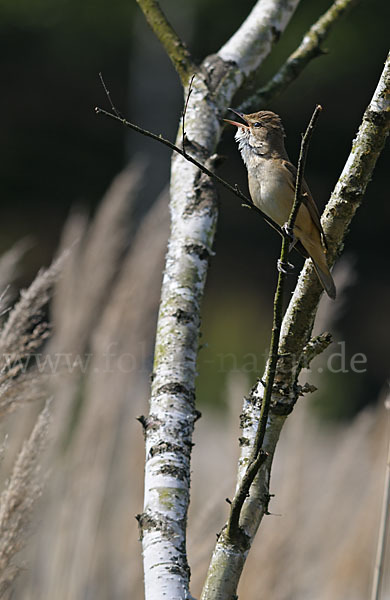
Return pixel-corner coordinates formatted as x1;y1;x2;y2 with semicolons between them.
281;159;328;249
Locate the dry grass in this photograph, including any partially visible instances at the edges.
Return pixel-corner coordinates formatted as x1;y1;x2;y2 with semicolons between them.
0;243;65;595
0;400;51;598
187;375;389;600
0;163;388;599
0;239;31;312
9;164;169;600
0;253;66;422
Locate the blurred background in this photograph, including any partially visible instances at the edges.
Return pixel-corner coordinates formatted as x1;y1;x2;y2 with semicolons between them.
1;0;389;416
0;0;390;598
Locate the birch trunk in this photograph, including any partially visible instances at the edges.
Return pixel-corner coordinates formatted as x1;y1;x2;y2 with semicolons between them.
138;2;301;598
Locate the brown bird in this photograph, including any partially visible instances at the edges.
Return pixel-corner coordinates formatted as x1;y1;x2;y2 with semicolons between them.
224;109;336;299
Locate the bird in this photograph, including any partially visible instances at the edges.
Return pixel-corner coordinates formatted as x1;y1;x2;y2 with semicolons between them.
224;109;336;299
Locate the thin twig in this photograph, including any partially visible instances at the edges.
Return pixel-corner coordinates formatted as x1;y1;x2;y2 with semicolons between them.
95;105;283;235
239;0;360;113
226;105;322;541
135;0;196;86
289;105;322;227
371;392;390;600
182;74;195;155
98;73;123;120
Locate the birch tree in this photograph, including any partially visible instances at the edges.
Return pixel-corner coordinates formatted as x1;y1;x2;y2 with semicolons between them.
98;0;390;597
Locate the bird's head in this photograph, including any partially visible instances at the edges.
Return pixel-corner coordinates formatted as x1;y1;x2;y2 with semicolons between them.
224;109;286;160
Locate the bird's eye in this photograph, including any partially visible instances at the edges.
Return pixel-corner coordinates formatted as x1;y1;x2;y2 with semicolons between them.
253;122;262;128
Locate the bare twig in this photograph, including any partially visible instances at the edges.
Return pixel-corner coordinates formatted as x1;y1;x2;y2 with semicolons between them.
181;74;195;155
239;0;360;112
289;105;322;226
135;0;196;85
95;105;283;235
371;392;390;600
226;105;322;542
98;72;123;119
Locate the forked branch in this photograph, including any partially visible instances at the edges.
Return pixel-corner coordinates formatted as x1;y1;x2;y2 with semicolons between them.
240;0;360;112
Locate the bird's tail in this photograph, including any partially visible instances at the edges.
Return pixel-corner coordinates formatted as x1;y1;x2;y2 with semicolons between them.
312;259;336;299
296;228;336;299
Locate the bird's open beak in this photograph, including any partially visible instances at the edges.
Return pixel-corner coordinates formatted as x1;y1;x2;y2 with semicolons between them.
223;108;249;128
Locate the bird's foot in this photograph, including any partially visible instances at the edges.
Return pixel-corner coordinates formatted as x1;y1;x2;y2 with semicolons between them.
277;259;295;274
282;223;298;252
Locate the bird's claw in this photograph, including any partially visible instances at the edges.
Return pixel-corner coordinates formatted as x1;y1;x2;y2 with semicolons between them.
277;259;295;274
282;223;294;239
282;223;298;252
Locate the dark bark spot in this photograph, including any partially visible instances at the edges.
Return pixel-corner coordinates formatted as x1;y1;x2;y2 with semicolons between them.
156;382;195;403
271;26;281;42
183;136;209;159
270;397;296;415
194;409;202;422
239;436;250;447
201;53;237;93
364;109;390;128
149;441;192;459
136;414;147;427
172;307;195;323
156;464;189;481
183;169;219;216
184;243;211;261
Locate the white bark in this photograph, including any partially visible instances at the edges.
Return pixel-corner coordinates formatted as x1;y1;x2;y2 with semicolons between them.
219;0;299;75
200;50;390;600
140;1;301;598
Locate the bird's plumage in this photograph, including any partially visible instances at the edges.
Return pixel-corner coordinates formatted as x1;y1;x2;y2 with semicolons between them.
225;109;336;299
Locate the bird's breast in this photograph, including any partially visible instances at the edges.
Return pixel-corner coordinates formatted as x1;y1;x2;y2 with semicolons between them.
248;160;292;227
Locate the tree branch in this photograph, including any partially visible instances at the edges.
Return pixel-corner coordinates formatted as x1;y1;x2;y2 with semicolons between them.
217;0;301;78
95;105;283;234
135;0;196;86
201;49;390;600
239;0;360;112
226;104;322;548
